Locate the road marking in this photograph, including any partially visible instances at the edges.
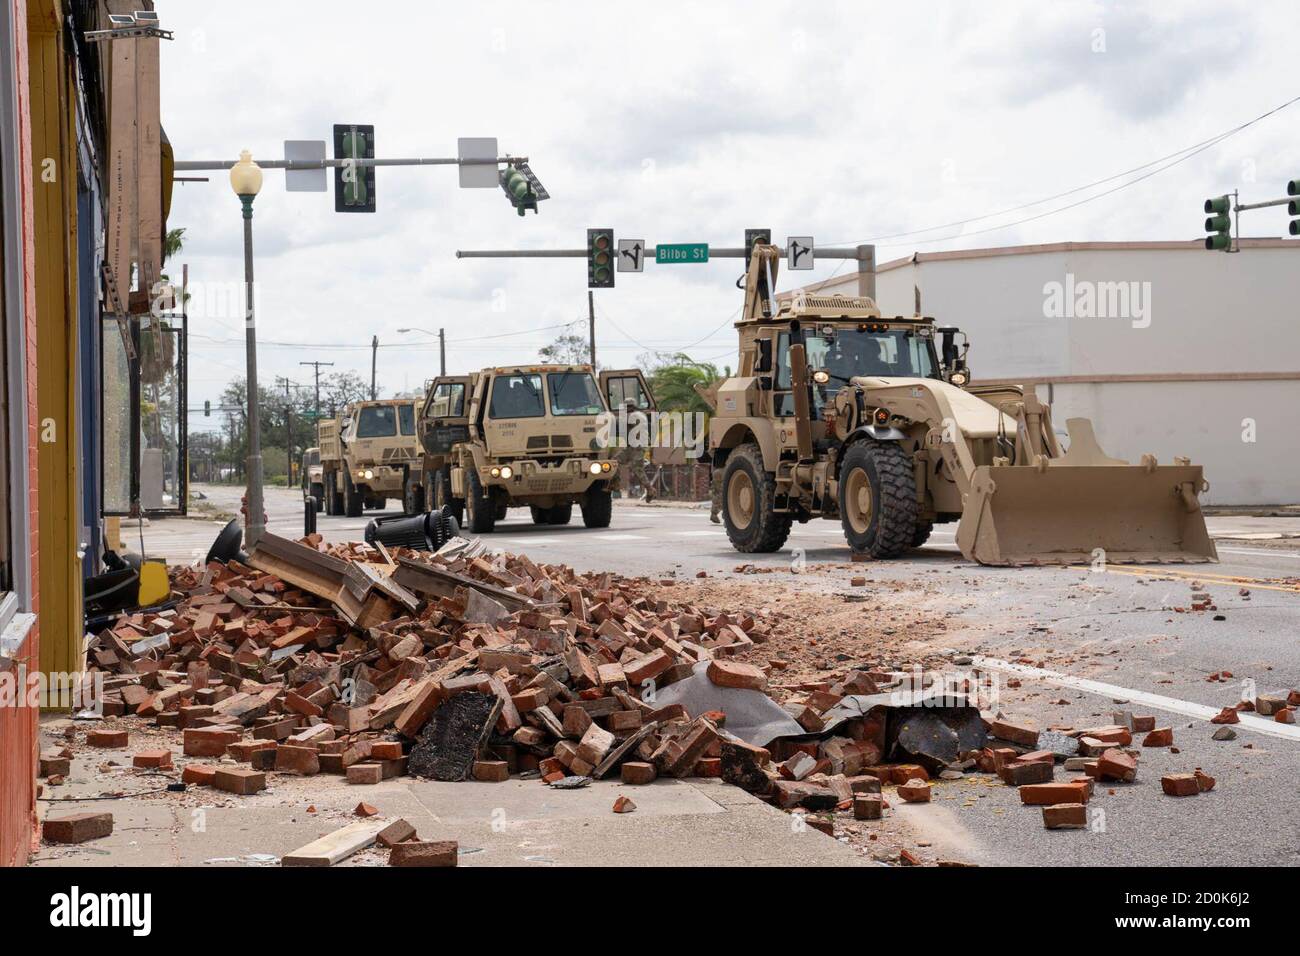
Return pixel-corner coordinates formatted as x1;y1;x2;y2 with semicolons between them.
673;530;724;537
592;534;647;541
973;656;1300;743
1074;564;1300;595
499;537;559;546
1218;547;1300;559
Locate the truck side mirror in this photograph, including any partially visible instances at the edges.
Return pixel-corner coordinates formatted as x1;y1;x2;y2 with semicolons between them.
939;327;960;368
755;339;773;373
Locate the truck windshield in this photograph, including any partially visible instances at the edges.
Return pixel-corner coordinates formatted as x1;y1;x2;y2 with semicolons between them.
399;404;415;435
489;374;545;418
777;329;935;388
306;449;320;466
547;372;605;416
356;405;398;438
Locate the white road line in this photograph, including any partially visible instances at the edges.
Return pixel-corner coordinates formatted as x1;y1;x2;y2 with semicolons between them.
1217;547;1300;559
673;530;724;537
591;534;648;541
500;537;560;546
973;656;1300;743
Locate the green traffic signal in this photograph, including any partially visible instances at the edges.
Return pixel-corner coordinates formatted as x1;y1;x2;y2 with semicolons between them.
587;228;614;289
1203;194;1231;251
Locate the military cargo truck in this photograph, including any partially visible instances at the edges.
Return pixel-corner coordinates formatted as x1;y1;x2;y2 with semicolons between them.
317;399;423;518
416;364;655;533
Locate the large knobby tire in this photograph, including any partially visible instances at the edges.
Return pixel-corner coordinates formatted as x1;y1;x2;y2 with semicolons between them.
310;483;325;513
323;474;338;515
580;487;613;528
838;441;918;559
464;469;496;533
530;505;549;525
911;520;934;549
721;443;792;553
404;475;425;515
343;474;363;518
432;468;464;528
548;502;573;526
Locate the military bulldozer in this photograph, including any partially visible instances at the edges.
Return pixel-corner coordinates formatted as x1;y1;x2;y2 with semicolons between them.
707;244;1217;566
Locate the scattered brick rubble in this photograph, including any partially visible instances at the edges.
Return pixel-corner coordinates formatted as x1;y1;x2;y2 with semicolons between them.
67;531;1284;865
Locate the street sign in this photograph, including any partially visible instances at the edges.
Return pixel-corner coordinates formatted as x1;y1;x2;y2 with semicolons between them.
284;140;327;192
617;239;645;272
458;137;499;188
788;236;814;270
655;243;709;264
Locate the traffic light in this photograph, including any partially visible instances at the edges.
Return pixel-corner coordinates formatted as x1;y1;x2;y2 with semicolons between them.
204;399;211;417
333;124;375;212
499;162;548;216
1203;195;1231;251
587;228;614;288
1288;179;1300;237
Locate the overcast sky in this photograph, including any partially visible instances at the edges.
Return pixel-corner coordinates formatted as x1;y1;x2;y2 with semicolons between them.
160;0;1299;428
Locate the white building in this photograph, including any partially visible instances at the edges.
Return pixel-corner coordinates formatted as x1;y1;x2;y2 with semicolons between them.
790;240;1300;505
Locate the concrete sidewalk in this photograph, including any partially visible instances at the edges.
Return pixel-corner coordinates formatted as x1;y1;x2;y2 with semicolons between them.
31;718;866;868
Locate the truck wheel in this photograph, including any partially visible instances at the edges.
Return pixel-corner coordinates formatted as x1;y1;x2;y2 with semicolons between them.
344;474;364;518
838;441;918;559
310;483;325;512
911;521;934;548
324;474;340;515
431;468;464;528
548;502;573;526
530;505;549;525
580;487;613;528
465;470;496;533
721;442;792;553
404;476;425;515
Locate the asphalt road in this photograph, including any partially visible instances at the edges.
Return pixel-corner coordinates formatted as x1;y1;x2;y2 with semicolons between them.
143;483;1300;867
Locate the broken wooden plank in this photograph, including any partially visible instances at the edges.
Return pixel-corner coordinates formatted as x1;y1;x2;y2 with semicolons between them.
280;818;390;867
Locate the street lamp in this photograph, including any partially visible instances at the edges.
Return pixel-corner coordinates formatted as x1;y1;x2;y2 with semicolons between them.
396;326;445;375
230;150;265;548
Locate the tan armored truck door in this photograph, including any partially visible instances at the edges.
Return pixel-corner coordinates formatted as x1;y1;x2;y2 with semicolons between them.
419;376;473;456
600;369;657;413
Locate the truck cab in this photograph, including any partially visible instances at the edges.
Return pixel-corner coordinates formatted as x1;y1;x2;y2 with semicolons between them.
418;364;654;533
317;399;423;517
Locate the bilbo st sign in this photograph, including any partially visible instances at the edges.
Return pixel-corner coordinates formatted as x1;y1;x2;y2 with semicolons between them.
655;242;709;264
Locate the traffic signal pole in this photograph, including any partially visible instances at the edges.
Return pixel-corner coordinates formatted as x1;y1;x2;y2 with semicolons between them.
174;154;528;172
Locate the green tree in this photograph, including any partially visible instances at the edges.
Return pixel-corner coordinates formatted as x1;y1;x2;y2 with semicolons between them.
644;353;721;415
538;332;592;366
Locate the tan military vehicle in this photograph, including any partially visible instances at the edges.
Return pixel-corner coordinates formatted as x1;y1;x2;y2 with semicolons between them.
317;399;423;518
301;446;324;512
708;244;1217;566
417;364;655;533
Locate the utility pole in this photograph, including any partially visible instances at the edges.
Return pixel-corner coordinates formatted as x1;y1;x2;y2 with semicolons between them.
587;291;596;367
370;336;379;400
275;376;299;488
439;328;446;376
299;360;334;423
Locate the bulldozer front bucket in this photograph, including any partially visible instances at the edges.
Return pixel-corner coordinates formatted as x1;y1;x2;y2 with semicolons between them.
956;461;1218;567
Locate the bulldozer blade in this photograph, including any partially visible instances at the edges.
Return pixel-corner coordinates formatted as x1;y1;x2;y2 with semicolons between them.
956;463;1218;567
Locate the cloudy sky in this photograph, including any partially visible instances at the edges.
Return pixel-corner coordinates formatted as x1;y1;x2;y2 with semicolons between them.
160;0;1299;429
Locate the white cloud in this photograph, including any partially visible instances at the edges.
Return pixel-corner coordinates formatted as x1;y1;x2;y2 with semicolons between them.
161;0;1299;425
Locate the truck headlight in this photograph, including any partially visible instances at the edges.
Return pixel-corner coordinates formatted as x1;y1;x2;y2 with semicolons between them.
601;462;611;472
589;462;602;475
812;370;830;384
490;467;501;478
500;466;513;479
949;370;969;387
362;469;374;480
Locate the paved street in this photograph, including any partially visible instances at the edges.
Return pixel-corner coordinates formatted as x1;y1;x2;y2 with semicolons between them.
127;482;1300;866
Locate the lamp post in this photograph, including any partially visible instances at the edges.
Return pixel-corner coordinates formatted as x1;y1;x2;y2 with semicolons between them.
230;150;265;547
396;326;445;375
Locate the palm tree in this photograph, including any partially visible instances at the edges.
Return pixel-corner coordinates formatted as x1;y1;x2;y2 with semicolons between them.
646;354;719;415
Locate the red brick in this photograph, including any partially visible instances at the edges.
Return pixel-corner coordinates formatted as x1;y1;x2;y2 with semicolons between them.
705;659;767;691
1142;727;1173;747
989;720;1038;747
347;763;383;785
1000;760;1054;786
377;819;417;847
132;750;172;769
1194;768;1216;792
890;763;929;784
1042;803;1088;829
1209;706;1240;725
43;813;114;844
1096;748;1137;782
181;764;218;786
622;650;673;686
213;767;266;795
275;744;320;776
183;727;241;757
370;741;403;760
620;761;656;785
389;840;457;867
612;795;636;813
694;756;722;778
853;793;884;820
85;729;128;748
472;760;509;782
1019;781;1090;805
897;779;932;803
1161;773;1200;797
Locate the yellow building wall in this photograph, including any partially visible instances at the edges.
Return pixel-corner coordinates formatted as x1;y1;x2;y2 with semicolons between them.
28;0;83;690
